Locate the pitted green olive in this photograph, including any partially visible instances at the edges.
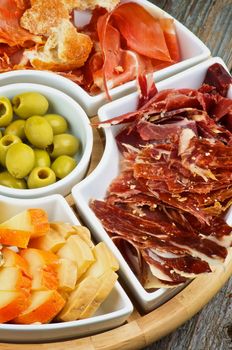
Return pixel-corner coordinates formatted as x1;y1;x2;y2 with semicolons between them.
25;116;53;148
44;114;68;135
0;96;13;127
0;134;22;166
51;155;77;179
0;171;27;189
34;149;51;168
4;119;26;139
6;143;35;178
48;134;80;158
27;167;56;188
12;92;49;119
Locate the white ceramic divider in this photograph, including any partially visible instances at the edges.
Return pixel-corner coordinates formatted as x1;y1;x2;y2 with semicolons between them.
72;57;231;311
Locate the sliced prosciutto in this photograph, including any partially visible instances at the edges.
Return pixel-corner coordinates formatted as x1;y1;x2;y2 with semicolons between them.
91;63;232;288
81;2;180;95
0;0;41;47
111;3;172;61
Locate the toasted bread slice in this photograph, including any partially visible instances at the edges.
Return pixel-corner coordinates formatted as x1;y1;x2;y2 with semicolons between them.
71;0;120;11
20;0;70;36
27;19;93;71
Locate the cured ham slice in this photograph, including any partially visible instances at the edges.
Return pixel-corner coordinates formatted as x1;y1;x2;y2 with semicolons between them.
111;3;172;62
83;2;180;96
203;63;232;97
96;18;140;97
158;18;181;62
0;0;41;47
91;63;232;288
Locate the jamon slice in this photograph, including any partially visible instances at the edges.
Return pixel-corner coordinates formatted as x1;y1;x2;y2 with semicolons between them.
111;3;172;61
0;0;41;47
158;18;180;62
91;200;228;265
183;214;232;248
96;18;139;97
203;63;232;97
142;250;186;284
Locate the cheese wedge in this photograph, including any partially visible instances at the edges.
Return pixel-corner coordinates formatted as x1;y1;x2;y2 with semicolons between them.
0;209;49;246
20;248;58;290
0;290;30;323
29;226;66;252
83;242;119;279
57;276;100;321
14;290;65;324
80;269;118;319
0;266;31;293
57;258;78;291
57;235;95;279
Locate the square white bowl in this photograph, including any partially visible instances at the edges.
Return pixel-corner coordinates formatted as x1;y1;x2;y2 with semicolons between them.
72;57;232;312
0;0;210;116
0;194;133;343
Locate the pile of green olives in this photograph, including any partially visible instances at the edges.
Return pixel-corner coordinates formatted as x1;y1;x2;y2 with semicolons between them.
0;92;80;189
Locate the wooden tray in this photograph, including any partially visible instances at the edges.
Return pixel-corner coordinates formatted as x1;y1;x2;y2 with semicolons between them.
1;121;232;350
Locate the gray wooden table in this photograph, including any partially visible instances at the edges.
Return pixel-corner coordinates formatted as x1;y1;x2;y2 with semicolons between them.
144;1;232;349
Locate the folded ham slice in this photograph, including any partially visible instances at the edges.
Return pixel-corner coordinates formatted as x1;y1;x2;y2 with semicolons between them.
0;0;41;47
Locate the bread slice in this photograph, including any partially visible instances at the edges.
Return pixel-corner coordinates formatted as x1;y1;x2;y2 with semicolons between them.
69;0;120;11
20;0;70;36
27;19;93;71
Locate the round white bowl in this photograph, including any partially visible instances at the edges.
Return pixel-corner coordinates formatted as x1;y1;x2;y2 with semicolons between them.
0;83;93;199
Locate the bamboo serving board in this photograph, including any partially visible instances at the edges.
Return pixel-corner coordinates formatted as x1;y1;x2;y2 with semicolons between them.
1;120;232;350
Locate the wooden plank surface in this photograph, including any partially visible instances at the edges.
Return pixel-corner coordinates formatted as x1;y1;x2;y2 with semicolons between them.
144;1;232;349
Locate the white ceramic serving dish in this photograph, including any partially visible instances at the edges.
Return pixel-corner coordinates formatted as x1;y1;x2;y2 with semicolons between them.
0;194;133;343
0;0;210;116
72;57;232;312
0;83;93;199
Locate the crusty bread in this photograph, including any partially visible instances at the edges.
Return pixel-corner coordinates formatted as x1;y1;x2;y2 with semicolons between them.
20;0;70;36
27;19;93;71
63;0;120;11
21;0;120;37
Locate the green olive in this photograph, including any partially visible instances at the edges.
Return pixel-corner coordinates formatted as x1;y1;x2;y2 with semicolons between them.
4;119;26;139
24;116;53;148
12;92;49;119
6;143;35;178
0;134;22;166
0;96;13;127
47;134;80;158
27;167;56;189
44;114;68;135
51;155;77;179
0;171;27;189
33;149;51;168
0;130;2;139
